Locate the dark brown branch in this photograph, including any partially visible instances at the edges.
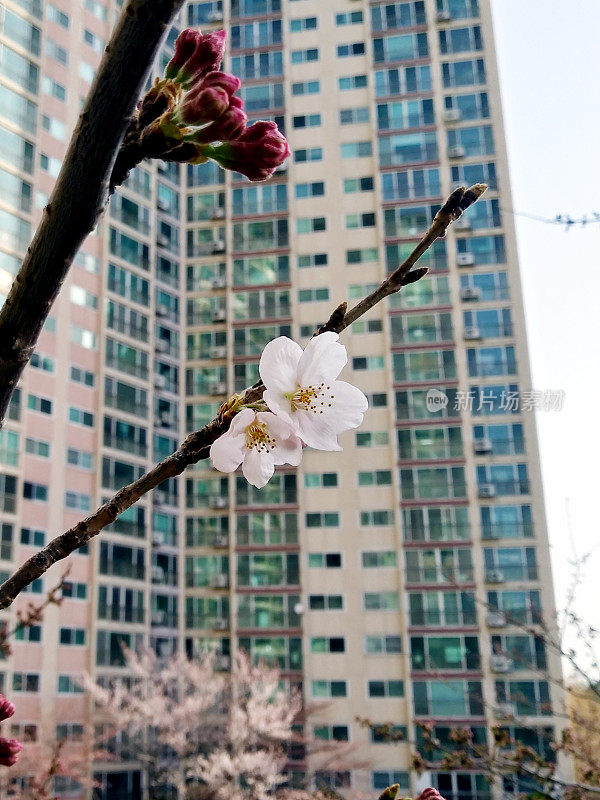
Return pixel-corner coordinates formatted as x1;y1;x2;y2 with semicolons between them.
0;185;486;609
0;0;185;430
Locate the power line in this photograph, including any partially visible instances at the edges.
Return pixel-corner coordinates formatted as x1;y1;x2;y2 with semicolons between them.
501;207;600;230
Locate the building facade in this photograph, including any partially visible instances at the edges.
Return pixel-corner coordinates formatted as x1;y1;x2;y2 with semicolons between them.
0;0;567;797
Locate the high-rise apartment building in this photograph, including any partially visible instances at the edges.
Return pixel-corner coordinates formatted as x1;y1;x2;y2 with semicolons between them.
0;0;568;797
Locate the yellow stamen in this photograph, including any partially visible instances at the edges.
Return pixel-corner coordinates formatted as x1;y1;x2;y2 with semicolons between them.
245;420;276;452
284;383;335;415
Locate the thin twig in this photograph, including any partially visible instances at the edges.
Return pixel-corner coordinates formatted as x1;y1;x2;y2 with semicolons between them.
0;184;486;609
0;0;185;430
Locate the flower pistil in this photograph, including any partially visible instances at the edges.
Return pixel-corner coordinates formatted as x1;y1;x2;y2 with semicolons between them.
284;383;334;414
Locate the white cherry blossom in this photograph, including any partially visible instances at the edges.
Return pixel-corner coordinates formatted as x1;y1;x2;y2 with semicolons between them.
210;408;302;488
259;331;368;451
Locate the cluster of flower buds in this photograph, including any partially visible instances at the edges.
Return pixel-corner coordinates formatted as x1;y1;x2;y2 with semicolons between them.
0;694;22;767
139;28;289;181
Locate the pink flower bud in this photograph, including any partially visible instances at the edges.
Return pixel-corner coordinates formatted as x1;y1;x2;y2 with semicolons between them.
202;121;290;181
0;738;22;767
0;696;15;722
191;96;247;144
416;789;445;800
165;29;227;88
178;71;241;126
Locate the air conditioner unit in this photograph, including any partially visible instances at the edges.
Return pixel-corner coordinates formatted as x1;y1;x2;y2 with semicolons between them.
154;375;167;390
211;276;227;289
211;308;226;322
454;217;472;230
209;495;228;509
493;703;516;719
155;339;169;353
154;489;168;505
491;655;513;673
211;239;226;254
208;10;224;22
436;10;452;22
210;346;227;359
159;411;175;427
463;326;482;340
210;208;225;220
208;381;227;396
152;565;165;582
152;532;163;546
448;145;466;159
157;198;170;212
157;160;169;174
479;483;496;498
214;655;231;671
151;611;165;625
157;234;170;247
156;304;170;318
460;287;481;301
473;437;493;454
486;611;507;627
214;534;229;547
443;108;461;122
457;253;475;267
486;569;505;584
210;574;229;588
213;619;229;631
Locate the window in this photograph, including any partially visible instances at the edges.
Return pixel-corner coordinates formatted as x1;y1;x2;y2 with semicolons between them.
305;472;338;488
70;365;95;387
65;491;91;512
79;62;95;83
294;147;322;163
372;772;410;792
308;553;342;568
297;217;326;234
46;3;69;26
373;32;428;62
345;212;376;229
298;253;328;269
23;481;47;502
11;625;35;644
293;113;321;128
41;75;66;101
68;406;94;427
290;16;317;31
368;680;404;698
341;141;372;158
337;42;365;57
413;679;483;716
365;635;402;655
311;680;347;698
25;437;49;458
362;550;397;568
70;285;97;310
336;10;363;25
83;28;104;52
62;581;87;600
67;447;93;470
343;177;374;193
44;38;67;65
57;675;83;694
84;0;107;20
291;48;319;64
311;637;346;653
339;76;368;96
340;106;369;124
439;25;482;54
353;355;384;370
306;512;339;528
59;627;86;646
363;592;399;611
356;431;389;447
360;510;394;526
411;635;480;671
295;181;325;198
309;594;343;610
291;79;320;95
358;471;392;487
20;527;45;547
371;1;426;30
13;672;39;692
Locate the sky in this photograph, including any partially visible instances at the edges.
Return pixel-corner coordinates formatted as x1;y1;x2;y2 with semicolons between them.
489;0;600;674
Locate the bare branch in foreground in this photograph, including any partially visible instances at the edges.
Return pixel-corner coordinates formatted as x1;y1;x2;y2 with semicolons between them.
0;184;486;609
0;0;185;430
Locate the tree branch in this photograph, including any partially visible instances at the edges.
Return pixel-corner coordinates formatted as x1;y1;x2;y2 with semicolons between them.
0;0;185;429
0;184;485;609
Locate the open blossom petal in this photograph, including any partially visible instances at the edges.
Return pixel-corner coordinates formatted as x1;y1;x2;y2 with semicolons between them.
259;337;302;395
260;333;368;451
210;410;302;488
296;331;347;386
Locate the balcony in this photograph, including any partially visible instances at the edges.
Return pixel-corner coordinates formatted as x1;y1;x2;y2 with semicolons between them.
405;567;474;585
